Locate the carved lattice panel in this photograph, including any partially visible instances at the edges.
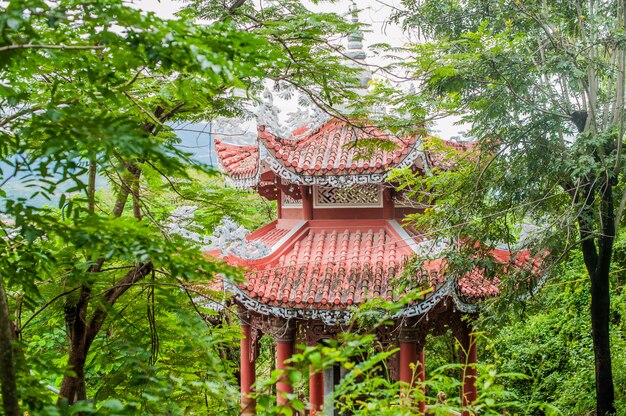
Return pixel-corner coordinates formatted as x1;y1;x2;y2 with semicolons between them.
282;193;302;207
314;185;382;208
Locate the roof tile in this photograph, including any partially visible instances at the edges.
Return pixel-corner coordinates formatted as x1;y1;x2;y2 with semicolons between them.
226;220;518;311
214;139;259;181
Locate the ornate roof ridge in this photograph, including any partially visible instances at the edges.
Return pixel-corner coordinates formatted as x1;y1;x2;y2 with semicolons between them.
257;117;428;187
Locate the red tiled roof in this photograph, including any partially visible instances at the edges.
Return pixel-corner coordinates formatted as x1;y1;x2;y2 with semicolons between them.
213;118;426;187
221;220;510;311
425;137;476;169
214;119;480;188
214;139;259;182
258;119;419;176
458;270;500;298
246;220;294;248
419;258;499;300
237;220;414;309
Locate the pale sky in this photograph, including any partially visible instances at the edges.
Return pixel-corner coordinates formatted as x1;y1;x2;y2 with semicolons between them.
132;0;467;138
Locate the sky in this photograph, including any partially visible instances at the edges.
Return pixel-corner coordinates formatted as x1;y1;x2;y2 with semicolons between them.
132;0;468;139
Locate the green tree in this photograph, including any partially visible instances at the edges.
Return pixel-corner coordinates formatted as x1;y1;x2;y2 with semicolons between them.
383;0;626;414
0;0;267;413
0;0;364;414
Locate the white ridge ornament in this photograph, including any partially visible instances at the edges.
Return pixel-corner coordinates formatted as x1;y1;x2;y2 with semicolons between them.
164;206;270;260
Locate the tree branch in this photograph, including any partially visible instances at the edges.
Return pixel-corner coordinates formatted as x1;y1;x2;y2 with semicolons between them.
0;44;105;53
86;263;153;345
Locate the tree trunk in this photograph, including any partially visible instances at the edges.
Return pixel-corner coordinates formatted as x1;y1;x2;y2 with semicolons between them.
0;277;20;416
58;338;88;403
579;180;616;415
59;284;91;404
591;183;616;415
59;263;153;404
590;266;616;415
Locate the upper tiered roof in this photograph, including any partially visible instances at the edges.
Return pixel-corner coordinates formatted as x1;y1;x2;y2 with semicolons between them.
209;112;532;324
215;118;429;188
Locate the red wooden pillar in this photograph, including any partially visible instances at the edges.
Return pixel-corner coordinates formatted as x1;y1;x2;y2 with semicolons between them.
274;319;296;407
454;319;477;416
383;187;395;219
277;178;283;219
309;367;323;415
240;323;256;415
398;326;426;413
399;340;417;385
300;185;313;220
460;333;477;413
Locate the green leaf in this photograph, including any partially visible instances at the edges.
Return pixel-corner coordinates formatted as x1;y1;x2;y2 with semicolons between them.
99;398;124;411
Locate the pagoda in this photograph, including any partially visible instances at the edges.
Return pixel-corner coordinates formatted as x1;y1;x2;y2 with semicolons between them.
212;8;528;416
213;113;527;414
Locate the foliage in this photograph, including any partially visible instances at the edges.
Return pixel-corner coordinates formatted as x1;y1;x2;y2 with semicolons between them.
4;0;626;415
377;0;626;413
179;0;368;116
0;0;354;414
252;330;555;415
484;247;626;415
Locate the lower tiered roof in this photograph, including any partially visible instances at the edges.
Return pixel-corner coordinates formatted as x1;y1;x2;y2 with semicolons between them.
220;219;523;322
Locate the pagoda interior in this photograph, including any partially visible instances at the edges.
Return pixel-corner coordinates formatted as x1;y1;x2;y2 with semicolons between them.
212;117;529;416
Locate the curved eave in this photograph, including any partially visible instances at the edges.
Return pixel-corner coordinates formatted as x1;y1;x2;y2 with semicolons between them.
214;139;261;189
226;278;479;325
223;174;261;189
260;135;429;188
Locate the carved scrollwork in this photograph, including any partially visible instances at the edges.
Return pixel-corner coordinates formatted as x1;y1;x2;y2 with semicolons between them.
301;323;337;346
393;280;452;319
270;317;296;342
279;181;302;201
256;183;279;201
375;324;397;345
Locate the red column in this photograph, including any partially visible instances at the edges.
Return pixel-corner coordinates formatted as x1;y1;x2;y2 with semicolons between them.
300;185;313;220
276;338;294;406
460;333;477;414
273;319;296;407
383;187;395;219
240;323;256;415
454;319;477;416
398;327;426;413
399;340;417;385
309;367;323;415
277;189;283;219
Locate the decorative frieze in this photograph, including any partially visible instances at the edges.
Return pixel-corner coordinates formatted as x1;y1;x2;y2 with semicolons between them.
314;184;382;208
257;139;428;188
